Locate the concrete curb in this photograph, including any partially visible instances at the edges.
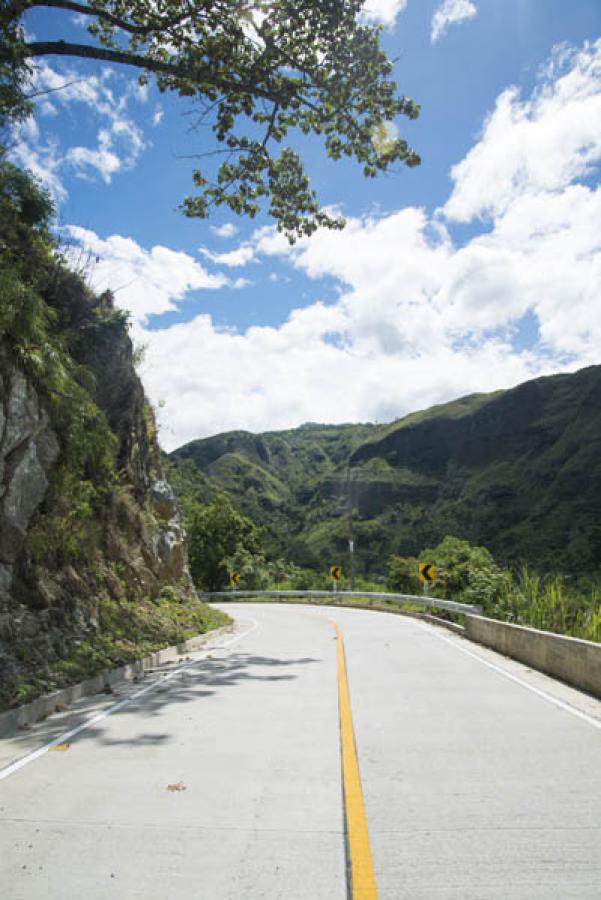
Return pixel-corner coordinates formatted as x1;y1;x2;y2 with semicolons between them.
0;625;233;737
465;614;601;700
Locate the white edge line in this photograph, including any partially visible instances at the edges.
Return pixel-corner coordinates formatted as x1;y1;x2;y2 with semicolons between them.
0;618;259;782
417;621;601;732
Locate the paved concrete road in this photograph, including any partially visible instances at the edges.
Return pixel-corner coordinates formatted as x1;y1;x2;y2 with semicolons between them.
1;604;601;899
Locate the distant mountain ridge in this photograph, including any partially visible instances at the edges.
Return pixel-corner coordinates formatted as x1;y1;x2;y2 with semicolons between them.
169;366;601;575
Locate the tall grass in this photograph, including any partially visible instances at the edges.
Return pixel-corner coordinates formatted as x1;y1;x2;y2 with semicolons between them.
512;567;601;642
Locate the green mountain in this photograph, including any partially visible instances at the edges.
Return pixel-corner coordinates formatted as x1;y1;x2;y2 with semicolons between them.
167;423;374;563
169;365;601;576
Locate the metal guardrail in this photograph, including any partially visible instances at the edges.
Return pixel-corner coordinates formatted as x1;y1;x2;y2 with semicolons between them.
198;590;482;616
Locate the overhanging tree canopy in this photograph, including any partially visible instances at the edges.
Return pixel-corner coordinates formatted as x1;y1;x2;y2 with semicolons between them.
1;1;420;240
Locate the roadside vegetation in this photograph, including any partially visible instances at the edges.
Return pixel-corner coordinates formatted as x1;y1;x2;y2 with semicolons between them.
388;536;600;643
177;493;601;645
8;592;227;708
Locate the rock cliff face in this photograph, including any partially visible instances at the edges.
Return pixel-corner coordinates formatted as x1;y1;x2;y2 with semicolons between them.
0;161;218;710
0;330;194;705
0;351;60;581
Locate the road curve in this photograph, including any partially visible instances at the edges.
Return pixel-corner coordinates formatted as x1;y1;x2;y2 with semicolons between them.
1;603;600;899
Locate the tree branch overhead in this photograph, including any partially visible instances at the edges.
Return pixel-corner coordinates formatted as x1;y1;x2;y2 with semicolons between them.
2;1;421;239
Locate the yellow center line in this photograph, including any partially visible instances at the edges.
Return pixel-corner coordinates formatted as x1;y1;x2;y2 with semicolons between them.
333;621;378;900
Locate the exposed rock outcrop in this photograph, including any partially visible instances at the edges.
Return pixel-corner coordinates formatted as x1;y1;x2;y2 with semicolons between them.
0;330;195;706
0;160;214;710
0;353;60;579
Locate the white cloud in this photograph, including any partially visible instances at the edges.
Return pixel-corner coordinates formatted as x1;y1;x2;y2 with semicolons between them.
67;146;120;182
264;185;601;358
152;107;164;126
9;61;147;199
210;223;238;239
39;100;58;117
133;82;149;104
141;306;547;451
67;136;121;183
65;227;228;325
431;0;477;44
360;0;408;27
444;40;601;222
10;133;67;203
199;244;257;267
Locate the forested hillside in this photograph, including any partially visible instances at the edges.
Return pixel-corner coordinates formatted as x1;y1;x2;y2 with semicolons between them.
170;366;601;577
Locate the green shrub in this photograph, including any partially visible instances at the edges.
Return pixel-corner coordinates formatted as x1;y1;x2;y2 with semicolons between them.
387;555;419;593
185;495;264;590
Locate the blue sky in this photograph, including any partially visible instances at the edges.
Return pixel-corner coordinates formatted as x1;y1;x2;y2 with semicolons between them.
14;1;601;448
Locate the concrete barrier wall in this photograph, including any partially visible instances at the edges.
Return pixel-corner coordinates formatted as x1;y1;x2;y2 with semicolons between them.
464;615;601;700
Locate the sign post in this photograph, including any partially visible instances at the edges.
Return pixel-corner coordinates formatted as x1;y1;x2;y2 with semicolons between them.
330;566;342;592
418;563;436;596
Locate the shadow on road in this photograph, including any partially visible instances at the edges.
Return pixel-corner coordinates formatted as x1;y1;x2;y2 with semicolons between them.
80;652;321;748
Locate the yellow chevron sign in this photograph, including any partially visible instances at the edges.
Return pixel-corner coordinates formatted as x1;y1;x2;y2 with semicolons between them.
418;563;436;583
330;566;343;581
229;572;241;586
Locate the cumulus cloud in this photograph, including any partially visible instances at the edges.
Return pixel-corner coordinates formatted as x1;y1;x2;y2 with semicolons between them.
66;130;121;183
199;243;257;268
360;0;408;27
210;223;238;239
431;0;477;44
258;179;601;361
65;227;228;325
141;309;546;451
443;40;601;221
